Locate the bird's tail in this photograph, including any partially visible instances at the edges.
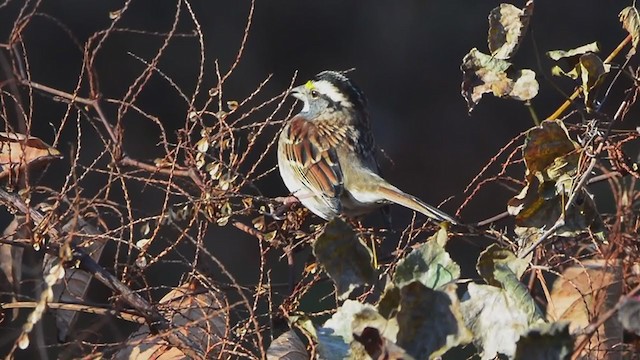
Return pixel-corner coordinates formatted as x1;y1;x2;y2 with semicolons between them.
377;185;459;225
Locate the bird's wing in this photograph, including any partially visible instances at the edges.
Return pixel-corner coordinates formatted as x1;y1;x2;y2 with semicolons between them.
281;116;344;211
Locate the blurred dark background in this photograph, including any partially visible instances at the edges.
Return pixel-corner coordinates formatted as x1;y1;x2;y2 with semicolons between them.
0;0;636;357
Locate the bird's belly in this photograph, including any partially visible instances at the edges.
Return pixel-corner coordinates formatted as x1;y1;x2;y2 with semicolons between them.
340;189;387;217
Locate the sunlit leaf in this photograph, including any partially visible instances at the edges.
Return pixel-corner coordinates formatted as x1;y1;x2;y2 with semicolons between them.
318;300;398;360
461;283;536;359
476;244;529;285
396;282;471;359
546;42;600;61
488;0;534;59
0;132;62;180
547;260;623;358
476;245;542;323
461;48;539;113
514;322;573;360
620;6;640;58
394;227;460;290
113;280;227;359
507;120;603;240
521;120;579;179
313;219;376;300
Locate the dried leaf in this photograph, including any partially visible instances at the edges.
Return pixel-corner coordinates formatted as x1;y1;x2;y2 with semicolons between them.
267;330;309;360
313;219;375;300
476;245;542;323
507;120;603;239
1;216;26;321
377;283;401;319
0;132;62;180
318;300;398;360
113;280;227;359
461;283;534;359
44;217;107;340
477;244;529;285
546;42;600;61
618;296;640;336
551;52;610;110
488;1;534;59
394;227;460;290
620;6;640;58
547;260;623;358
396;282;471;359
461;48;539;113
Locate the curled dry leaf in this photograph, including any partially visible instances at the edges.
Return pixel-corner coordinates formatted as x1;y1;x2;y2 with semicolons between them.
546;42;600;61
488;0;534;59
548;45;610;110
547;260;623;359
313;219;375;300
461;48;539;113
507;120;603;240
113;280;228;359
0;132;62;180
620;6;640;58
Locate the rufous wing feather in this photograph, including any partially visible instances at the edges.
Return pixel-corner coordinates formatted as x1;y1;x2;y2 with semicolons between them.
282;116;344;211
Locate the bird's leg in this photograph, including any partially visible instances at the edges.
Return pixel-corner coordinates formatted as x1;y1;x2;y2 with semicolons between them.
268;195;302;220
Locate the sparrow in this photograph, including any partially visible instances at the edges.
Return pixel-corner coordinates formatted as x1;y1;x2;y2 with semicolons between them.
277;70;457;225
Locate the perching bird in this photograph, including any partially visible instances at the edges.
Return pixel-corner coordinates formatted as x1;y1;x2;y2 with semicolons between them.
277;70;458;225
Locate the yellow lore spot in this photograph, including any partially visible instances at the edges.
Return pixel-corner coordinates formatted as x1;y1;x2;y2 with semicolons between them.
304;80;315;90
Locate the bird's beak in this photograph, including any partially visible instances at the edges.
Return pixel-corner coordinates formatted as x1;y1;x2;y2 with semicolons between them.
289;85;305;100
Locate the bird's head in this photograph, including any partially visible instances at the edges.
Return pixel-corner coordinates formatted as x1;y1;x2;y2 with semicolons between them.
289;70;367;120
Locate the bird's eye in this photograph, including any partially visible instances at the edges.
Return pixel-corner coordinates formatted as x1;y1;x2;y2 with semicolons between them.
310;90;319;98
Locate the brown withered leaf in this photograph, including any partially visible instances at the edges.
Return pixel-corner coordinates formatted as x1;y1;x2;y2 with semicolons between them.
547;260;622;359
313;219;375;300
620;6;640;58
396;282;471;359
488;0;534;59
113;280;227;359
508;121;603;239
520;120;579;180
43;217;108;341
550;51;610;111
461;48;539;113
0;132;61;180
